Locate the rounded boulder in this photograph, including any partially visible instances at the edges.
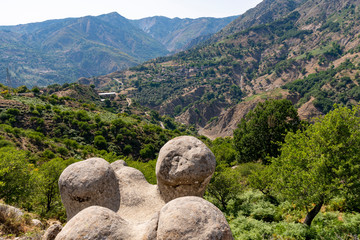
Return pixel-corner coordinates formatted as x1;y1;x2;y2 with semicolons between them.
156;136;216;202
58;158;120;220
157;196;233;240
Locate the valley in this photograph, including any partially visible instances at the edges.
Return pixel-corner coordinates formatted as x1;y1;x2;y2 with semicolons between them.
1;0;360;239
84;0;360;139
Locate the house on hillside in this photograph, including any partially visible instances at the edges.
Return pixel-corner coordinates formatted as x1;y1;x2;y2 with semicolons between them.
98;92;116;101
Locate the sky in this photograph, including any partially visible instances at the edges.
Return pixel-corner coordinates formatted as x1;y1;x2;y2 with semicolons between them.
1;0;262;26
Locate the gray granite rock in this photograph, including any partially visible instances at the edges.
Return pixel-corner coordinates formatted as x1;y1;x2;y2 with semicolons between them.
112;160;165;223
31;219;42;227
58;157;120;220
56;137;233;240
156;136;216;202
0;203;24;221
157;196;233;240
42;223;62;240
55;206;157;240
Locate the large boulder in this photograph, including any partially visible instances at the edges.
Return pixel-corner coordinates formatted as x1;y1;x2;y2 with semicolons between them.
55;206;157;240
156;136;216;202
157;196;233;240
58;158;120;220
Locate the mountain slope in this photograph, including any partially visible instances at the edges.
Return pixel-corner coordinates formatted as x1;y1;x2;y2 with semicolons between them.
0;12;169;87
87;0;360;139
131;16;238;52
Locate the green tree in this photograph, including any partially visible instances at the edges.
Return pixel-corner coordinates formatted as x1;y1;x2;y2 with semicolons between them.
0;147;33;204
233;99;301;164
31;87;40;95
268;105;360;226
206;167;243;212
140;144;156;160
211;137;237;166
36;158;70;216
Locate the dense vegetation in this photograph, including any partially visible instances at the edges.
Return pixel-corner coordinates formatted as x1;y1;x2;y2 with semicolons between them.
207;102;360;239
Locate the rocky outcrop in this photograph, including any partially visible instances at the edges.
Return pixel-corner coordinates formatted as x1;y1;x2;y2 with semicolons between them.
56;136;233;240
112;160;165;223
0;203;24;221
0;136;233;240
55;206;138;240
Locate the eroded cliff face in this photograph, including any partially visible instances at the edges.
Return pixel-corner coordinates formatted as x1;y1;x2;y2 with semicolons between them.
198;90;302;139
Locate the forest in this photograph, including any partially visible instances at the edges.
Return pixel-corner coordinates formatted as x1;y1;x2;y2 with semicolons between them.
0;83;359;239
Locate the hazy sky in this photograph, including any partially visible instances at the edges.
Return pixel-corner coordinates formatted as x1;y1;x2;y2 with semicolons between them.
1;0;262;26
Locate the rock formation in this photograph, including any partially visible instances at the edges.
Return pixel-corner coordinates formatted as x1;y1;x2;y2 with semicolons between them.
55;136;233;240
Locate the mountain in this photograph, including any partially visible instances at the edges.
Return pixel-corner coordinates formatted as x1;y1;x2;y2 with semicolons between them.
130;16;238;52
0;13;237;88
0;12;169;87
85;0;360;139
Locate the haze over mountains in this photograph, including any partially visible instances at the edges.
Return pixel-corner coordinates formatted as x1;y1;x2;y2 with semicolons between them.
131;15;238;52
0;12;236;87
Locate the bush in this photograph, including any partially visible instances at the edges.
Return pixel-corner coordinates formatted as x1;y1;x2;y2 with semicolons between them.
139;144;156;160
94;135;107;150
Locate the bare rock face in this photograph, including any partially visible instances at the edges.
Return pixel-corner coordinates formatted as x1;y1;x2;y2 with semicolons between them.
58;158;120;220
157;196;233;240
156;136;216;202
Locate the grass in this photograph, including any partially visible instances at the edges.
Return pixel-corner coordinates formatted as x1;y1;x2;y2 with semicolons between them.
243;88;286;103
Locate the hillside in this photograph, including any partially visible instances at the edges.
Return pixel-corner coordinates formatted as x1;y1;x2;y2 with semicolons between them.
131;16;238;52
85;0;360;139
0;12;169;88
0;83;196;161
0;13;237;89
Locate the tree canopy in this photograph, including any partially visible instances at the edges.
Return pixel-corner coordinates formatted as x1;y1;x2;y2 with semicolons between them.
265;105;360;226
234;99;301;164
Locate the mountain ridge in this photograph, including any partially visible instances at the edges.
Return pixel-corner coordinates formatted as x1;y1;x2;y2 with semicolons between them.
86;0;360;139
0;12;235;88
130;15;238;52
